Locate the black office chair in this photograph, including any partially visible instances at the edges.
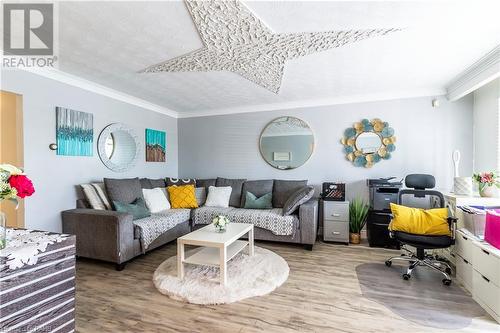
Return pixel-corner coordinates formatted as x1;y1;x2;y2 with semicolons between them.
384;174;457;286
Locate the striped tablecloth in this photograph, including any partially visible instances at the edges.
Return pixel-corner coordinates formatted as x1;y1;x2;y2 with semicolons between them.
0;229;76;332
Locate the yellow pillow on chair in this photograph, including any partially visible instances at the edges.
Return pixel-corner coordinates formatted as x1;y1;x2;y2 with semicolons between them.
389;203;451;236
167;185;198;209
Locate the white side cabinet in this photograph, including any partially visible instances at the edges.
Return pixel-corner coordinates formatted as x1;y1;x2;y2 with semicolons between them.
323;201;349;244
455;228;500;324
439;193;500;265
444;193;500;229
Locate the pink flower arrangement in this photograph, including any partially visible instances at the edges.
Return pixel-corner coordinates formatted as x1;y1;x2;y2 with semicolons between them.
473;171;500;187
0;164;35;205
9;175;35;198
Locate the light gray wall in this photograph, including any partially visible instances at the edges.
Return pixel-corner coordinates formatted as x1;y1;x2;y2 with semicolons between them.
179;95;474;200
473;78;499;172
1;69;178;232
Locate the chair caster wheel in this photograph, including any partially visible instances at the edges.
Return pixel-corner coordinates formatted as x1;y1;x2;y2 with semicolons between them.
403;274;411;280
443;279;452;286
385;260;392;267
445;267;452;274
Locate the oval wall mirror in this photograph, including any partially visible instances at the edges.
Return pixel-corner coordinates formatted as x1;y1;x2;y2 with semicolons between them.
98;123;140;172
355;132;382;154
259;116;314;170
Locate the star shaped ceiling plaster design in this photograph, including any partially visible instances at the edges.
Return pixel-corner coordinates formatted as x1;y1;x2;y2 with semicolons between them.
142;0;399;93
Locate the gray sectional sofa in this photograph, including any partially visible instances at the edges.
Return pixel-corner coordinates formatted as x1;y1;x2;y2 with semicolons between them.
61;177;318;270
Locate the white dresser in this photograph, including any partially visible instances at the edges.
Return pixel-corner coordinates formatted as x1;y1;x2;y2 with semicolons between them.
322;201;349;244
455;228;500;323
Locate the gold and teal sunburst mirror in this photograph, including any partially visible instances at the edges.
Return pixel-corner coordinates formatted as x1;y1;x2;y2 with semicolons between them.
341;118;396;168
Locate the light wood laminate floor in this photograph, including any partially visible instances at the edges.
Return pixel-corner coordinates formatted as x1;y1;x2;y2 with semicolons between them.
75;241;500;333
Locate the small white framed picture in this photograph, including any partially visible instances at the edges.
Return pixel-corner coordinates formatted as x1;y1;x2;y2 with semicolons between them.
273;152;291;161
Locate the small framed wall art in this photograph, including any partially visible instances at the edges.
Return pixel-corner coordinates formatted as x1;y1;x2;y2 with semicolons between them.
145;128;166;162
56;107;93;156
273;152;291;161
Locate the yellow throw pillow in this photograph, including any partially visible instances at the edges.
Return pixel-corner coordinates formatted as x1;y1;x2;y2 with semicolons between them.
167;185;198;209
389;203;450;236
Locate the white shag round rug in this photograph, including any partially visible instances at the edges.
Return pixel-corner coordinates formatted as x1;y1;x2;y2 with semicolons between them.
153;246;289;304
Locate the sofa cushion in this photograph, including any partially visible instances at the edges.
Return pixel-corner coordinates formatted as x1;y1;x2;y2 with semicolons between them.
139;178;152;189
104;177;144;207
240;179;274;207
273;180;308;208
166;178;196;187
113;197;151;220
133;209;191;250
282;186;315;216
196;178;216;190
192;206;296;236
216;177;246;207
244;192;273;209
149;178;167;188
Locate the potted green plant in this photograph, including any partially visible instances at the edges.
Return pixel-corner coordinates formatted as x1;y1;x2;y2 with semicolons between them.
349;198;369;244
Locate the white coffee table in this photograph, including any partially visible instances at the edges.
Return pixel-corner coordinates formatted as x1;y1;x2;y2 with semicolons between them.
177;223;254;286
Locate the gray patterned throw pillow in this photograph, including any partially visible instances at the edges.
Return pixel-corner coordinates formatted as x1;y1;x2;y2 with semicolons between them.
282;186;315;216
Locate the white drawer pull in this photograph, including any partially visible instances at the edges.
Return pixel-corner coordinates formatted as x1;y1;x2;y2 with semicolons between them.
482;249;490;255
332;232;340;235
482;275;490;283
331;213;340;217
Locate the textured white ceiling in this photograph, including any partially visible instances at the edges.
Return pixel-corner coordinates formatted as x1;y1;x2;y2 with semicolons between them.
57;1;500;116
142;1;398;93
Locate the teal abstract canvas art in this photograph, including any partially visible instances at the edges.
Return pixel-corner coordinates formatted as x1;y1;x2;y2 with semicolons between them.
56;107;93;156
145;128;166;162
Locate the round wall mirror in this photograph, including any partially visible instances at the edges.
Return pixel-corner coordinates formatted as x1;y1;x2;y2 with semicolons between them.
98;123;140;172
104;134;115;158
259;116;314;170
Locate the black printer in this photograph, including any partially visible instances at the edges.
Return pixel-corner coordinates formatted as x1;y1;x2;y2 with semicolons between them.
366;177;403;248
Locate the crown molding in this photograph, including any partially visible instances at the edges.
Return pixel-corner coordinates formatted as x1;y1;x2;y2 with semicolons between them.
14;68;447;120
21;67;179;118
177;88;446;119
446;45;500;101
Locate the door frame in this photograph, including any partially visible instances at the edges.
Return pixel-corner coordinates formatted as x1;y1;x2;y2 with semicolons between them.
0;90;24;228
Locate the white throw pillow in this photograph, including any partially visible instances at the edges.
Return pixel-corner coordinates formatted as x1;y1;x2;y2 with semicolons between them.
204;186;232;208
160;188;170;202
142;188;170;213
